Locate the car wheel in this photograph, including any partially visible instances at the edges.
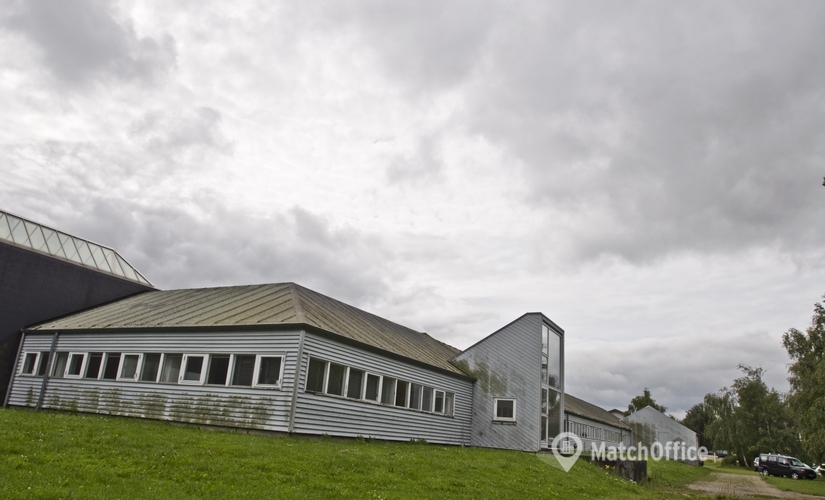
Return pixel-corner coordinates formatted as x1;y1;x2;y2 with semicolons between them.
760;469;769;476
791;472;800;480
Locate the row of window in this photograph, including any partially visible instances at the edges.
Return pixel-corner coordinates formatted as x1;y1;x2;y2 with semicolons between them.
19;351;284;388
567;420;622;443
305;358;455;416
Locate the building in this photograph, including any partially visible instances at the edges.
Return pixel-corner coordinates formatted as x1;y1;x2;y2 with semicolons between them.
0;209;153;404
6;283;566;451
623;405;699;458
564;394;632;451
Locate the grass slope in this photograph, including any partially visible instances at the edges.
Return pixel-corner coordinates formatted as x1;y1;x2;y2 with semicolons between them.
0;408;711;499
763;476;825;497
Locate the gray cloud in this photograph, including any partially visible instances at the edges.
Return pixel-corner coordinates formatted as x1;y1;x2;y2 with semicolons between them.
385;134;444;185
128;107;234;163
3;0;175;87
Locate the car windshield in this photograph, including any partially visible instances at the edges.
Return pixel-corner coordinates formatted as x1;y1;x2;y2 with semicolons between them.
791;459;802;466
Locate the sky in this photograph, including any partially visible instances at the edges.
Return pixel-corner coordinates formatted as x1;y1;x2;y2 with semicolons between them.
1;0;824;418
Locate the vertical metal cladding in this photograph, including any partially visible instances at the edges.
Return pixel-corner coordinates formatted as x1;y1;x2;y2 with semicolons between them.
8;330;301;432
452;313;543;451
292;332;473;445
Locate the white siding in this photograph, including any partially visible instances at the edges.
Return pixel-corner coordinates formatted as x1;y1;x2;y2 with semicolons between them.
8;331;301;432
292;332;473;445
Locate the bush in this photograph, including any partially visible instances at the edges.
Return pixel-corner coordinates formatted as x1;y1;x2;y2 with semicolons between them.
721;455;740;467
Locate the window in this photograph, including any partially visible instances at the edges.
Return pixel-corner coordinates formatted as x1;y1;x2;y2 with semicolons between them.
326;363;346;396
395;380;409;407
494;398;516;422
160;354;182;383
21;353;38;375
102;353;121;380
380;377;396;405
140;353;162;382
206;355;230;385
306;358;327;392
256;356;282;387
410;384;422;410
65;353;86;378
434;390;445;413
52;352;68;378
444;392;454;416
85;353;103;379
36;352;50;376
118;354;142;381
231;355;255;386
346;368;364;399
180;354;206;384
422;386;433;412
365;374;381;402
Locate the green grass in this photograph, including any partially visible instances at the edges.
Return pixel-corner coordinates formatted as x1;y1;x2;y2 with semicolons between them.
763;475;825;497
0;408;714;499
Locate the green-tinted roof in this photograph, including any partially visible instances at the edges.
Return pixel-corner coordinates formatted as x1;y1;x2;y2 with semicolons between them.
28;283;465;376
0;209;152;286
565;393;631;431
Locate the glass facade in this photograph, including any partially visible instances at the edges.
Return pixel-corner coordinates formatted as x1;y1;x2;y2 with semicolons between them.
0;209;152;286
541;323;563;448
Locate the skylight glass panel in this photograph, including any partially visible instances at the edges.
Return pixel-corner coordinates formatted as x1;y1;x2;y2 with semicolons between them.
8;215;30;246
88;243;111;272
0;213;12;242
26;222;48;252
103;248;126;277
42;228;66;258
74;238;95;266
136;272;151;285
116;254;138;281
59;232;81;263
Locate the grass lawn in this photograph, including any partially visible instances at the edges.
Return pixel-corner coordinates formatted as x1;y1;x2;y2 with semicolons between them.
0;408;713;499
763;475;825;497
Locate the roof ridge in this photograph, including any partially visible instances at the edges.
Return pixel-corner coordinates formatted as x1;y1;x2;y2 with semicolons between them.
288;282;307;324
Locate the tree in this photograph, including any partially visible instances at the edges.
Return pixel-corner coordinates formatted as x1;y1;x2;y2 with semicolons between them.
625;388;667;416
782;294;825;463
681;401;714;449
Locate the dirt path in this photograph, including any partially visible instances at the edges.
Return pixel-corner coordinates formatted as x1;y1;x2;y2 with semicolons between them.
687;472;821;499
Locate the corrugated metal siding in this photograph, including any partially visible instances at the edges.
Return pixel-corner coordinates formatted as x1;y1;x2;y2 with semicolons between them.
292;332;473;445
6;334;53;406
566;414;629;452
8;331;300;432
452;314;543;451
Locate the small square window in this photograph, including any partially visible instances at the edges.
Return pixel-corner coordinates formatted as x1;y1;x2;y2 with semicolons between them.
231;354;255;387
206;354;230;385
101;353;121;380
180;354;206;384
85;353;103;379
141;353;162;382
380;377;396;405
160;354;182;383
21;353;38;375
494;398;517;422
395;380;409;407
65;353;86;378
52;352;69;378
364;374;381;402
36;352;50;376
326;363;346;396
256;356;282;387
346;368;364;399
118;353;142;381
305;358;327;392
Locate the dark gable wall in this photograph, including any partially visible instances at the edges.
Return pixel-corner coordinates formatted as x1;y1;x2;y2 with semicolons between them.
0;242;153;402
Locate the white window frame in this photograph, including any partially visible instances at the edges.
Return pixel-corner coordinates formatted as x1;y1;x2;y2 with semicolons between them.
84;352;104;380
20;352;40;375
433;389;446;414
252;354;285;389
100;352;122;380
117;353;143;381
179;353;207;385
158;353;183;384
493;398;517;422
204;353;232;386
63;352;88;379
139;352;163;383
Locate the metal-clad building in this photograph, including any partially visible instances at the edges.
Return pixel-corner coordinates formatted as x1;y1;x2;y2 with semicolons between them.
623;406;699;453
451;314;565;451
0;209;153;404
564;393;632;451
7;284;475;445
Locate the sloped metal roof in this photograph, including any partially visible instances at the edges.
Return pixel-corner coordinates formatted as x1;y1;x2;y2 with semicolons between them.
565;393;631;431
0;209;152;286
27;283;465;375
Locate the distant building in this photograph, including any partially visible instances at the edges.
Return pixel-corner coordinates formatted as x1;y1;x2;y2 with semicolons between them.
623;406;699;459
564;394;632;450
0;209;153;404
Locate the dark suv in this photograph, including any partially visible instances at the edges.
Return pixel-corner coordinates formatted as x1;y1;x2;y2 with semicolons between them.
756;454;817;480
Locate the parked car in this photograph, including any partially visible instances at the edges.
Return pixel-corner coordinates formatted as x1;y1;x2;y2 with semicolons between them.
753;454;766;471
814;463;825;477
756;454;817;480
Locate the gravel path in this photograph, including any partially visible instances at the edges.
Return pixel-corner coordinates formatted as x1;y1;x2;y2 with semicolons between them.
687;472;821;499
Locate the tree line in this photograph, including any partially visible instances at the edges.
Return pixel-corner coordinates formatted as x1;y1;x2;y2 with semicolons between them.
680;294;825;466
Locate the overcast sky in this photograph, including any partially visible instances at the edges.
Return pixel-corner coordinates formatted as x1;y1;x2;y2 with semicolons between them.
2;0;824;417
